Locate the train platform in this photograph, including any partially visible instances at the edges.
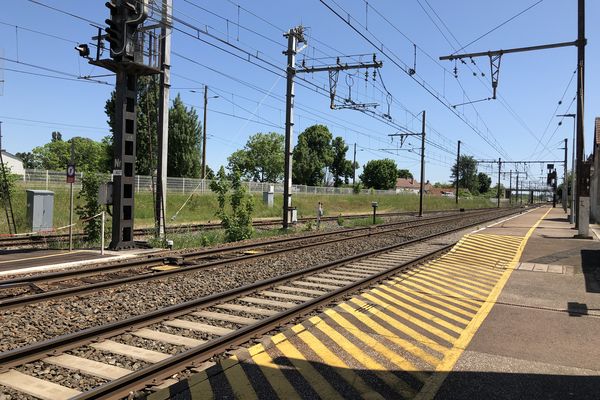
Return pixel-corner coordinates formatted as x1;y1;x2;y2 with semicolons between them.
148;206;600;400
0;247;161;276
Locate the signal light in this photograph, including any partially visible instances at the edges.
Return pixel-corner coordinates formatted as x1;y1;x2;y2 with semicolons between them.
75;44;90;58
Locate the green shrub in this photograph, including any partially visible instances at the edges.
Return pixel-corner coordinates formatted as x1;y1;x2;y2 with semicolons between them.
210;167;254;242
76;171;103;243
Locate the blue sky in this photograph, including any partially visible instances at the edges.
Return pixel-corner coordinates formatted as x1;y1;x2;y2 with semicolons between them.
0;0;597;186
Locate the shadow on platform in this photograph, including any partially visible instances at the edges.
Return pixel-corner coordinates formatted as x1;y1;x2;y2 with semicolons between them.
158;357;600;400
581;249;600;293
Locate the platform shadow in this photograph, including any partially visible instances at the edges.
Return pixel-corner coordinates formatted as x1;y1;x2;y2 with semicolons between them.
162;356;600;400
581;249;600;293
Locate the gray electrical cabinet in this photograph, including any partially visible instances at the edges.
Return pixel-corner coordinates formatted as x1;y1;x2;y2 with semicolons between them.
26;190;54;231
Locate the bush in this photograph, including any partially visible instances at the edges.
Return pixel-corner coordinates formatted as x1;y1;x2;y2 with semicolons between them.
76;171;103;243
337;214;344;226
352;183;363;194
210;167;254;242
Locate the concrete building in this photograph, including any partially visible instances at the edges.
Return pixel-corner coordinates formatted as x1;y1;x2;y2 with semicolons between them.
1;151;25;176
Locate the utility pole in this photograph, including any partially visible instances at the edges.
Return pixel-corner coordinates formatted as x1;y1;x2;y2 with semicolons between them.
563;138;568;212
455;140;460;204
575;0;588;237
68;141;75;251
282;26;382;229
558;114;576;222
419;111;426;217
202;85;208;179
509;170;512;204
352;142;357;186
497;158;501;208
516;173;520;205
155;0;172;241
282;26;304;230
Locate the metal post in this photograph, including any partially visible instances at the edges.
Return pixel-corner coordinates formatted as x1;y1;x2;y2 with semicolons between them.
516;173;520;205
509;170;512;204
101;210;105;255
575;0;586;233
497;158;501;208
69;141;74;252
353;142;357;186
202;85;208;179
418;110;426;217
155;0;172;240
563;138;568;212
283;27;303;229
455;140;460;204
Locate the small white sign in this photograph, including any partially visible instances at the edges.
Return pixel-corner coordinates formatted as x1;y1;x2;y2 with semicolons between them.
113;169;123;176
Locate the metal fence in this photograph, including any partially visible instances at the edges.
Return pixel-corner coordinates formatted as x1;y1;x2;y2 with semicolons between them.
17;169;401;196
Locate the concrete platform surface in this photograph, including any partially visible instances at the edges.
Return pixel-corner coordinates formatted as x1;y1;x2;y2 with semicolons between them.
436;206;600;399
0;247;161;276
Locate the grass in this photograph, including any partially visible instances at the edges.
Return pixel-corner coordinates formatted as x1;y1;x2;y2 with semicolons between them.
342;216;384;227
1;183;495;235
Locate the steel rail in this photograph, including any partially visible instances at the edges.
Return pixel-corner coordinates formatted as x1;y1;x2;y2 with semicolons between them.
0;207;503;287
0;209;508;309
0;206;528;373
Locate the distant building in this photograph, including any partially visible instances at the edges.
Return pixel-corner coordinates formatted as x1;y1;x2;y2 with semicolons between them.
1;151;25;176
395;178;433;194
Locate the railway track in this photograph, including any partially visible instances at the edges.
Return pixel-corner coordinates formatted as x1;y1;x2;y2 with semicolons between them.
0;208;497;248
0;207;509;310
0;206;530;399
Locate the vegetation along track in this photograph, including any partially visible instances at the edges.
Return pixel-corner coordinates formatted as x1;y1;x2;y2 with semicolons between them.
0;207;513;309
0;208;499;248
0;206;532;399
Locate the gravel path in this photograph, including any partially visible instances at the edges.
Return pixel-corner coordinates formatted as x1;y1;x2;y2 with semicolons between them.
0;210;516;354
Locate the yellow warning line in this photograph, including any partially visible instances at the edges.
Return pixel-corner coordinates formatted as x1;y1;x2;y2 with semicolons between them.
413;207;552;400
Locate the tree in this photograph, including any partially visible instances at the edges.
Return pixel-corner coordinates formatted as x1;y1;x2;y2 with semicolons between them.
478;172;492;194
31;136;111;173
210;167;254;242
227;132;284;182
397;169;413;179
15;152;37;169
360;159;398;190
330;136;353;187
451;155;478;193
168;94;202;178
292;124;334;186
76;171;103;242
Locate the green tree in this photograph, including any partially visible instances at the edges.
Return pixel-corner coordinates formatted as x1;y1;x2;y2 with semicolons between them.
15;152;37;169
31;135;111;172
0;164;18;209
227;132;284;182
477;172;492;194
210;167;254;242
168;94;202;178
330;136;353;187
451;155;478;193
397;169;413;179
76;171;103;242
292;124;334;186
360;159;399;190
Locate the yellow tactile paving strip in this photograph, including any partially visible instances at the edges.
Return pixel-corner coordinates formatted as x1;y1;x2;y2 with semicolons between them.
150;209;551;400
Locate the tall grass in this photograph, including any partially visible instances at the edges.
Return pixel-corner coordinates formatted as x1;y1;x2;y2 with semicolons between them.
0;183;494;234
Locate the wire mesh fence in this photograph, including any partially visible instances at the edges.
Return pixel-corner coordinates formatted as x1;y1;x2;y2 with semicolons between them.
17;169;401;196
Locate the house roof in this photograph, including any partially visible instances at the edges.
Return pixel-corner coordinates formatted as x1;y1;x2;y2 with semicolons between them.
396;178;420;189
1;150;20;160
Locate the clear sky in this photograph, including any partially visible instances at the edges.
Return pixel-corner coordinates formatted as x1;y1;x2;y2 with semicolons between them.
0;0;597;187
